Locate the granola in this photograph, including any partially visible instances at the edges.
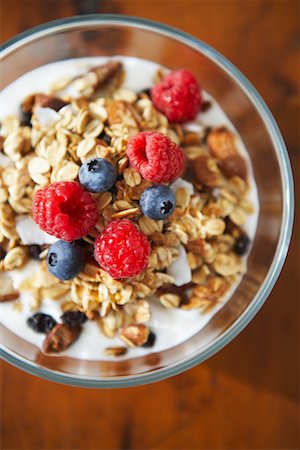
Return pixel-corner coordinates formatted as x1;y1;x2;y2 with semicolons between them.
0;60;255;356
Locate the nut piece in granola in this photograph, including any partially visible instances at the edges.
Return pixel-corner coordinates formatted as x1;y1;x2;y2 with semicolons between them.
119;323;150;347
104;347;128;357
219;155;248;180
207;127;237;160
42;323;82;353
194;154;219;187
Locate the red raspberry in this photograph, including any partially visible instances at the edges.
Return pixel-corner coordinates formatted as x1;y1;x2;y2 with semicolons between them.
33;181;98;242
94;219;151;279
127;131;185;183
151;69;202;122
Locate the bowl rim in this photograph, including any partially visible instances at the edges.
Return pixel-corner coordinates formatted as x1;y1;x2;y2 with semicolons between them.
0;14;294;388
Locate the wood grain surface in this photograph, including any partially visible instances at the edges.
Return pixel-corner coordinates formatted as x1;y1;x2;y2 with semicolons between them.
1;1;299;449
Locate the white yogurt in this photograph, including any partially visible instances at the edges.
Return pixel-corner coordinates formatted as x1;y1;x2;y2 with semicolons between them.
0;57;259;360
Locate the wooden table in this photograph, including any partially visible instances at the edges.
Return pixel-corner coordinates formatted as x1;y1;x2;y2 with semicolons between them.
1;1;299;449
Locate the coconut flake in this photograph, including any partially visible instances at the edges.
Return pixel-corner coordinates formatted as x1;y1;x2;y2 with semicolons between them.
34;106;60;127
167;245;192;287
16;215;57;245
170;178;194;196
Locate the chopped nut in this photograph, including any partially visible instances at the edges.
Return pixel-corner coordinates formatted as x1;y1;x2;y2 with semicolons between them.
186;238;205;255
219;154;247;180
207;127;237;160
194;154;219;187
119;323;150;347
181;278;228;309
104;346;128;357
43;323;82;353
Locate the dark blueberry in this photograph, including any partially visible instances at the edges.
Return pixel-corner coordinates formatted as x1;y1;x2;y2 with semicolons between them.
20;109;32;127
98;130;112;146
142;331;156;348
27;244;42;260
27;312;57;334
61;310;87;328
0;245;6;261
234;234;251;256
140;185;176;220
47;240;86;281
79;157;117;193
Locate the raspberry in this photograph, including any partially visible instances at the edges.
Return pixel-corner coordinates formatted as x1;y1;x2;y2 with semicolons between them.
94;219;151;279
33;181;98;242
127;131;185;183
151;69;202;122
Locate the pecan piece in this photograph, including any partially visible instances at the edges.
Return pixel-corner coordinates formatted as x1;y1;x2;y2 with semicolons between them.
106;100;140;128
119;323;150;347
194;154;219;187
219;154;248;180
89;61;122;90
181;278;228;309
186;238;206;255
104;347;128;357
42;323;81;353
207;127;237;160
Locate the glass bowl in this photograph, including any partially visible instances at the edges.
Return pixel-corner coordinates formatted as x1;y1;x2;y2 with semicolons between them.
0;15;294;388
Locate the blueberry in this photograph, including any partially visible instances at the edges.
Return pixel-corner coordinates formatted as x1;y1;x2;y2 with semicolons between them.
140;185;176;220
234;234;251;256
27;313;57;334
61;311;87;327
47;240;86;280
79;157;117;193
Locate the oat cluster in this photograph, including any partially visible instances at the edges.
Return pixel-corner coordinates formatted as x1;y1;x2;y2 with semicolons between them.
0;61;254;354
